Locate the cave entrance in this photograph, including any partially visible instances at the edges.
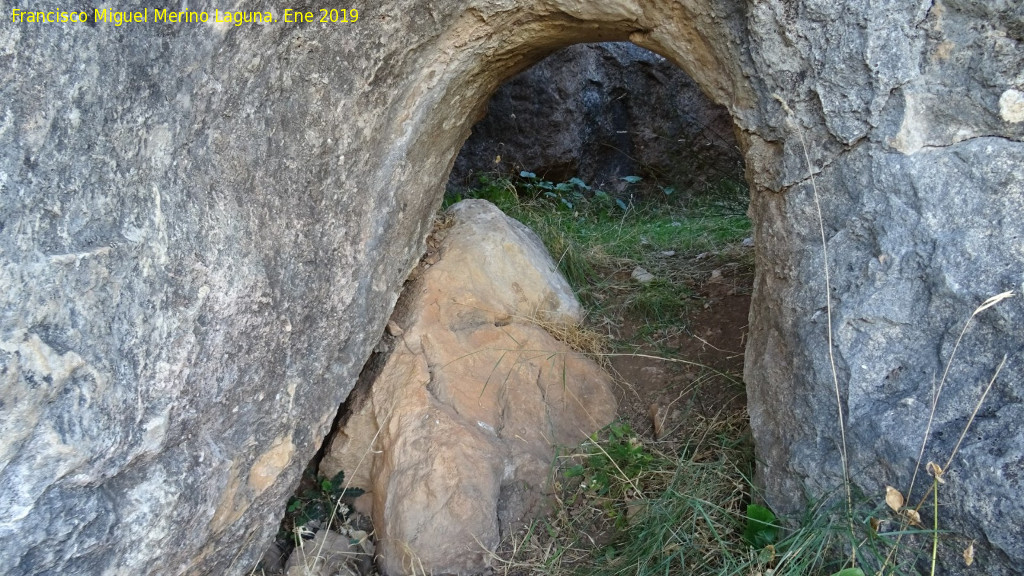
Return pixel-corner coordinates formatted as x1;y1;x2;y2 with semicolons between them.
443;41;756;568
448;41;752;430
270;39;758;576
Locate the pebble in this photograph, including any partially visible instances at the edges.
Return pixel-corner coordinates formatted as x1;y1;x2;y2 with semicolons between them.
631;266;655;283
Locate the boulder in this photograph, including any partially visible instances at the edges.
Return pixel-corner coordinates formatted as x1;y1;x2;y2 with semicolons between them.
320;200;616;575
1;1;1021;575
283;529;362;576
449;42;743;195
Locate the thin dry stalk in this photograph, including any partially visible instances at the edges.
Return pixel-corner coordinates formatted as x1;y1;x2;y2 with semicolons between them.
906;291;1015;501
773;93;854;555
881;293;1014;573
913;353;1009;511
600;352;742;385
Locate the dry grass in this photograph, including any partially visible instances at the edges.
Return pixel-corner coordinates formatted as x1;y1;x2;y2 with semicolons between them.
526;315;611;364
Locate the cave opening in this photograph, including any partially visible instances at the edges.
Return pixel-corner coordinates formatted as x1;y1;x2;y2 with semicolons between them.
266;41;758;576
434;43;759;572
447;41;754;438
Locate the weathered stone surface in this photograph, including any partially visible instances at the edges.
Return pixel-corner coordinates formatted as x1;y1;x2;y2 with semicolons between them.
283;529;362;576
321;200;617;575
449;42;743;194
742;1;1024;573
1;0;1022;575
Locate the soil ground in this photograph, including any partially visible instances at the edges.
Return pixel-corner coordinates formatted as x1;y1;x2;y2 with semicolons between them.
589;241;754;444
609;291;750;443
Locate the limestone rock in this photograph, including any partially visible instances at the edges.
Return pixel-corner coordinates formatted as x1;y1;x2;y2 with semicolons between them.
743;4;1024;575
631;266;655;284
321;200;617;575
450;42;743;194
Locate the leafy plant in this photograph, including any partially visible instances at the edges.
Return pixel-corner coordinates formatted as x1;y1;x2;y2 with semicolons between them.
284;470;364;529
518;171;592;211
567;422;655;500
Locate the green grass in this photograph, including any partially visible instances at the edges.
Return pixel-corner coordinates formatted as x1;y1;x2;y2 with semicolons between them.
494;417;943;576
494;415;760;576
572;418;753;576
445;173;752;336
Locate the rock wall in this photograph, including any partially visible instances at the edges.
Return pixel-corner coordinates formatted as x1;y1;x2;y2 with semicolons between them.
743;2;1024;572
1;1;1022;575
449;42;743;194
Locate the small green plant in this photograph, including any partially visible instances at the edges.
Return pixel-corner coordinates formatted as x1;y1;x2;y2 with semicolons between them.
444;173;520;210
518;171;601;212
744;503;778;549
284;470;364;530
566;422;655;502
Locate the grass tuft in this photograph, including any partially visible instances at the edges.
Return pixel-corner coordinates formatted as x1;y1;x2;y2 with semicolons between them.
493;414;756;576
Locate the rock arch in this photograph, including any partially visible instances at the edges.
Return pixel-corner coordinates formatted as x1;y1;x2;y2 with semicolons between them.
0;1;1021;575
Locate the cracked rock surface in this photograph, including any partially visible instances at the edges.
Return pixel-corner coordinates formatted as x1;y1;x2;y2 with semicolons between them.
449;41;742;194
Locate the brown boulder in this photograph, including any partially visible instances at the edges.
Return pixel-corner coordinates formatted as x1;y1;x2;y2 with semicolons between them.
321;200;617;575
